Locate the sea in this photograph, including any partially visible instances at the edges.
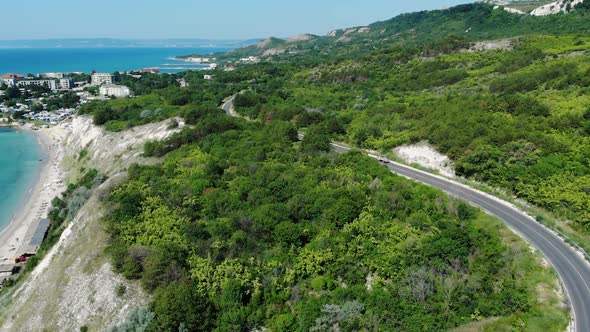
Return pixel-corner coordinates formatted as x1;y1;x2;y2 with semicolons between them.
0;47;230;74
0;128;41;232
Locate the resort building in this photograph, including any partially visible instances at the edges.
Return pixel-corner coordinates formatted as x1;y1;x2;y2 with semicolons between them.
16;79;57;91
59;78;74;90
0;73;25;87
99;84;131;98
41;72;65;79
0;78;16;87
91;73;114;86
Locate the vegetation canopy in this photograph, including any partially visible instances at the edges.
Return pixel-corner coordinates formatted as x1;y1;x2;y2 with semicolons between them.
74;2;590;331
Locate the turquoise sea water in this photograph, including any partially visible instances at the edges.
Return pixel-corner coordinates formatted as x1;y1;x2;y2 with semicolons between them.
0;128;41;232
0;47;229;74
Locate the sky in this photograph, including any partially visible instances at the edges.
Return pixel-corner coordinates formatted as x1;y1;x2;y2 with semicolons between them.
0;0;473;40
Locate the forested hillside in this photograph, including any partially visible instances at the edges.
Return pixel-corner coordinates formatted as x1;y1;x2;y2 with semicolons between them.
223;4;590;233
106;111;565;331
71;2;590;331
235;33;590;231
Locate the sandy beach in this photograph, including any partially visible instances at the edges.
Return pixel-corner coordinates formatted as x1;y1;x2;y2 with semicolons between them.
0;125;66;264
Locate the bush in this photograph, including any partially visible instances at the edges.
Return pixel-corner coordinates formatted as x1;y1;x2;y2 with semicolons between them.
301;125;331;154
149;282;216;332
78;149;89;160
115;284;127;297
93;107;119;125
234;91;266;108
104;120;130;132
111;308;155;332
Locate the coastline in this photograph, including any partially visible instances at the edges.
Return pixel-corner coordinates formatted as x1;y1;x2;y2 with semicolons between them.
0;124;66;264
169;56;217;69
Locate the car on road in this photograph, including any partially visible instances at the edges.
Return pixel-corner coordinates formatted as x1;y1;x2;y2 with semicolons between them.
378;156;390;164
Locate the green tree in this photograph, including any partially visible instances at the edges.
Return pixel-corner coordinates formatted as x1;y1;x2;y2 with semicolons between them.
301;125;331;154
150;282;216;332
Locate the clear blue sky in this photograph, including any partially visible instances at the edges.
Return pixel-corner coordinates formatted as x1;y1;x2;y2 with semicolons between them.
0;0;473;40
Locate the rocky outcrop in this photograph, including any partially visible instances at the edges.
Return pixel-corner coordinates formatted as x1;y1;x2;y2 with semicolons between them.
287;34;316;43
468;38;518;52
327;30;340;37
64;117;182;176
394;142;456;178
482;0;585;15
263;48;287;57
530;0;585;15
336;35;353;43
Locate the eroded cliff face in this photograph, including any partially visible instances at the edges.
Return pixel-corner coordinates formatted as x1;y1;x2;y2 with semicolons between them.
530;0;585;15
63;116;183;177
0;117;181;331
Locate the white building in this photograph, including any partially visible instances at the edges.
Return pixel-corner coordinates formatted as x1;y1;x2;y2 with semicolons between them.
99;84;130;98
203;75;213;80
186;57;215;63
177;78;189;88
0;74;23;87
91;73;114;86
17;79;57;91
239;56;260;63
41;72;64;79
0;78;16;87
59;79;74;90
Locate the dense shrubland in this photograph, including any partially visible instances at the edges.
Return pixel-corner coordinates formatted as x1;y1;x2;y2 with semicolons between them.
105;116;564;331
228;35;590;231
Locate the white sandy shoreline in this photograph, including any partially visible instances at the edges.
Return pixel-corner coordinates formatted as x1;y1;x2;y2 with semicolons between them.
0;125;66;264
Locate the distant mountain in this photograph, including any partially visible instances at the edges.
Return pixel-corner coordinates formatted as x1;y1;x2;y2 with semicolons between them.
214;1;590;63
0;38;262;49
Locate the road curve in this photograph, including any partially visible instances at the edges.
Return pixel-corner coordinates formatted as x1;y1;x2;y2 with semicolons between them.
223;96;590;331
333;144;590;331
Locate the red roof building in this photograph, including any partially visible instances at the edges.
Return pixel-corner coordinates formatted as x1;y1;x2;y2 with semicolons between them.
141;68;160;74
0;73;25;79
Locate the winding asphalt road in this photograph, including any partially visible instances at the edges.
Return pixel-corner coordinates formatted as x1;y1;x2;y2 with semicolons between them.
223;97;590;331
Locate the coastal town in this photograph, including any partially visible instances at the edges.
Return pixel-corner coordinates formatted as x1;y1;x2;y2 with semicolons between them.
0;71;134;125
0;61;220;127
